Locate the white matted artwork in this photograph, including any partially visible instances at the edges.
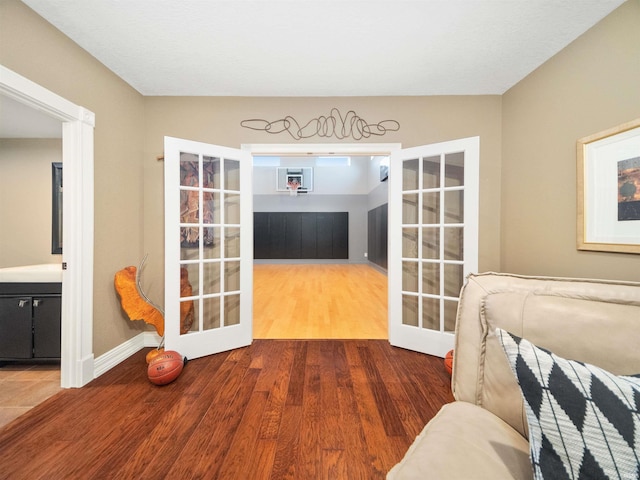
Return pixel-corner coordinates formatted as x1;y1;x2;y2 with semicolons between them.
577;118;640;254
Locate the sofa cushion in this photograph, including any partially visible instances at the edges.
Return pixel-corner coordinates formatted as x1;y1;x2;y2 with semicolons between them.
497;328;640;480
453;274;640;421
387;401;532;480
455;277;640;438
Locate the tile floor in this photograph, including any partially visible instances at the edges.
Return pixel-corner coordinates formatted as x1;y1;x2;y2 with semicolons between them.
0;364;61;429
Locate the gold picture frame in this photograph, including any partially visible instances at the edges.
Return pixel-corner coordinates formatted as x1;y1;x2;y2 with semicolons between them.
577;118;640;254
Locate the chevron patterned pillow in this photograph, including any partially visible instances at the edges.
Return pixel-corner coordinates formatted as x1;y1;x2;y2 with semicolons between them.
496;328;640;480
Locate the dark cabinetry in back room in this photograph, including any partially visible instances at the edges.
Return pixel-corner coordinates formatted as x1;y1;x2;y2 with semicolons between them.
0;282;61;361
254;212;348;260
368;203;388;270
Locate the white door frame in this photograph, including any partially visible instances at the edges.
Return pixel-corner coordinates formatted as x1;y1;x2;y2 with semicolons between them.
0;65;95;388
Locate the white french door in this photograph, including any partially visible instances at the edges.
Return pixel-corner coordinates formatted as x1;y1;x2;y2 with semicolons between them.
388;137;479;357
164;136;253;360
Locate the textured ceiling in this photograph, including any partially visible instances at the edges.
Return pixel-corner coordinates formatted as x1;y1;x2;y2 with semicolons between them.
20;0;625;97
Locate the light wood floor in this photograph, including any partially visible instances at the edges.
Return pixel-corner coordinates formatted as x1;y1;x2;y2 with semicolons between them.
253;264;388;339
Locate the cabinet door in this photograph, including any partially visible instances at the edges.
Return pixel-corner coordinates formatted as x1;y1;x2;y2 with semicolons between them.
0;297;33;359
33;296;62;358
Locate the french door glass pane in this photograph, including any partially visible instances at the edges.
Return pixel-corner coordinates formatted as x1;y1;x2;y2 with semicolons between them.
180;232;198;260
203;262;220;295
224;261;240;292
444;227;463;261
423;155;441;189
224;295;240;326
402;193;419;224
180;153;199;186
422;192;439;224
422;297;440;330
444;300;458;332
225;227;241;257
181;263;199;296
403;159;419;191
402;295;419;326
203;297;220;330
402;261;418;292
422;227;439;259
203;227;221;259
203;156;220;189
445;152;464;187
181;300;198;334
402;228;418;258
224;159;240;190
422;262;439;295
444;190;464;224
202;192;219;224
444;263;463;297
224;193;241;224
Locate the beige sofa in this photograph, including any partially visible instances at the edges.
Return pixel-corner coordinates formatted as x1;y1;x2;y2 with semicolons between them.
388;272;640;479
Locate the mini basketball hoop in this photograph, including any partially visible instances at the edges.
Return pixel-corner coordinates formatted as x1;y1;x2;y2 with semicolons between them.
287;179;300;196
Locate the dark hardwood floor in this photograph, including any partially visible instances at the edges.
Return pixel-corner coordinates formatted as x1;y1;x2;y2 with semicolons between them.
0;340;453;479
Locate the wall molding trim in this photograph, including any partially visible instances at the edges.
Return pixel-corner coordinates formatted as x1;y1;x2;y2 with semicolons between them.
93;331;162;379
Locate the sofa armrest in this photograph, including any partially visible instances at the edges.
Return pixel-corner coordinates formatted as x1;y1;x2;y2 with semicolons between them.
387;402;532;480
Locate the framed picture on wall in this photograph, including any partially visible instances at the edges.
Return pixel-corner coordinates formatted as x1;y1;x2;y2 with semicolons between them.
51;162;63;254
577;118;640;254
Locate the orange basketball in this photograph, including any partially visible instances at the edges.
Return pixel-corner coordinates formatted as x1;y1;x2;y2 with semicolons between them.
444;350;454;375
147;350;184;385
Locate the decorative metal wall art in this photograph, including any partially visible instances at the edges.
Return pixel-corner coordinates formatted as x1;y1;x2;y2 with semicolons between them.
240;108;400;140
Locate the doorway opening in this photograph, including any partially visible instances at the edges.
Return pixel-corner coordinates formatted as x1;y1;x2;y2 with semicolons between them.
0;65;95;388
244;143;400;340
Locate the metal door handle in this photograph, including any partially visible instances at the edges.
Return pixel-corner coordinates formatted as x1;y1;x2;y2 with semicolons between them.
18;299;28;308
33;299;41;307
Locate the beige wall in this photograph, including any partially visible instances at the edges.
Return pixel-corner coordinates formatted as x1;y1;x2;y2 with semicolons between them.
0;0;147;356
501;0;640;281
142;96;503;301
0;139;62;267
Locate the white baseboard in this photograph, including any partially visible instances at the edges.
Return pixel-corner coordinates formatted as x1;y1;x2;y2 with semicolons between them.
93;331;163;378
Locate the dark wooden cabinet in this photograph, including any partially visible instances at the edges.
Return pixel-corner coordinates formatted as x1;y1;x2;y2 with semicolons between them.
368;203;388;270
0;283;61;361
254;212;348;260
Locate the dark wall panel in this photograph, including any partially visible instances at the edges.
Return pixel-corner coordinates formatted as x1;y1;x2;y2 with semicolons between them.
254;212;348;260
367;203;388;269
332;212;349;259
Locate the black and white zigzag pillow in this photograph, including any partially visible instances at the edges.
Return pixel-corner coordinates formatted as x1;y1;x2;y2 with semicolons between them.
496;328;640;480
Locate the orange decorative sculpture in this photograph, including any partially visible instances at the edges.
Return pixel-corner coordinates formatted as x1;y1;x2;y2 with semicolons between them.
114;264;165;337
114;256;196;342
